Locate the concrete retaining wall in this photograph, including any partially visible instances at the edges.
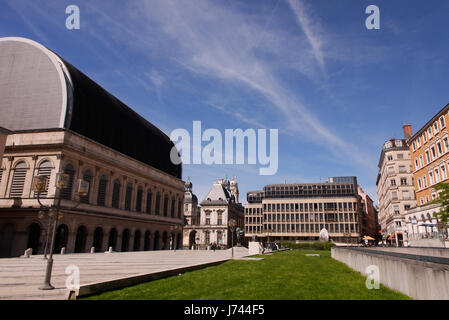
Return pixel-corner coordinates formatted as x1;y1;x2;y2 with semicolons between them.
332;247;449;300
365;247;449;258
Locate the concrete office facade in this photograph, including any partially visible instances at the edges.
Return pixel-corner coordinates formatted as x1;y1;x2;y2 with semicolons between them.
245;177;363;243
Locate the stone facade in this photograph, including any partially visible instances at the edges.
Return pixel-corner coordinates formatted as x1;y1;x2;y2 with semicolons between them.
376;137;416;244
183;178;244;250
0;130;184;258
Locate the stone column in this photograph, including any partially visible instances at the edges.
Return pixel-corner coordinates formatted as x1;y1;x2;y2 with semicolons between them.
85;231;94;254
66;231;77;253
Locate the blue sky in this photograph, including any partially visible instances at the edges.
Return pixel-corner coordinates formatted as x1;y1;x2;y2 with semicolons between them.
2;0;449;203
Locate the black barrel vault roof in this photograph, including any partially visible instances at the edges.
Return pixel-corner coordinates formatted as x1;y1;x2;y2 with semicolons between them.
62;59;182;179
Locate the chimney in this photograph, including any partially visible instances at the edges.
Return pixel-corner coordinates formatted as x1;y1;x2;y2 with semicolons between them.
403;124;413;139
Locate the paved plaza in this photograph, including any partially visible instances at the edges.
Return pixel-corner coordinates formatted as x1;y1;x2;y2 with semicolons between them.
0;248;250;300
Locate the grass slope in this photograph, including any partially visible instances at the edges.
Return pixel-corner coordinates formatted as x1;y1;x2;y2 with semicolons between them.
84;250;410;300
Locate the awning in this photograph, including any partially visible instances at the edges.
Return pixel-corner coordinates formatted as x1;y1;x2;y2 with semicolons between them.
388;232;402;240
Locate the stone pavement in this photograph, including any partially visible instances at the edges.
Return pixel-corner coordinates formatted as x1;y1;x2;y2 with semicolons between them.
0;247;250;300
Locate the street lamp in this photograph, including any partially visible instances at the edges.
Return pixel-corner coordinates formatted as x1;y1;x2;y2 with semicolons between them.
33;173;89;290
229;218;237;258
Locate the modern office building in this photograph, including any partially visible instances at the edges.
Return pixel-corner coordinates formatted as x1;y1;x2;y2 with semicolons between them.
376;134;416;245
184;178;244;249
0;37;184;257
245;177;363;244
404;104;449;246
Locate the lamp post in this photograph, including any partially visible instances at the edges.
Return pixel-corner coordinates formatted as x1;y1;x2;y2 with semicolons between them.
33;173;89;290
229;218;237;258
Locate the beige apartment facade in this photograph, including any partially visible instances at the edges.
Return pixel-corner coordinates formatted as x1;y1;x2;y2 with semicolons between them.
0;37;184;257
245;177;363;244
376;136;416;244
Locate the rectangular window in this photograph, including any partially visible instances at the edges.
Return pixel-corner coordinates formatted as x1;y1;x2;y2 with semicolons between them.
444;136;449;152
440;116;446;129
437;142;443;155
431;146;437;159
401;178;407;185
393;205;400;214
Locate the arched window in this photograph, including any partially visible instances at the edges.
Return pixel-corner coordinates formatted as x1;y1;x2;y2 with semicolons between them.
10;161;28;197
171;197;175;217
60;164;75;200
155;192;161;215
92;227;104;252
80;169;93;204
27;223;41;255
111;179;121;208
153;231;160;250
121;229;130;252
97;175;108;206
163;195;169;217
144;231;151;251
54;224;69;253
146;190;153;214
133;230;141;251
35;160;53;197
108;228;118;251
125;183;133;211
74;226;87;253
135;186;143;212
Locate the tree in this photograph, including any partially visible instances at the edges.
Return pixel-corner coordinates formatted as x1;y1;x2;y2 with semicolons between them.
430;183;449;233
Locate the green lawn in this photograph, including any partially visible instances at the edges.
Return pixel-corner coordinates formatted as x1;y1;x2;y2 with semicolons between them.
83;250;410;300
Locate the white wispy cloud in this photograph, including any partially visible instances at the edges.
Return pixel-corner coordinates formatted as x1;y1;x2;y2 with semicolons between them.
286;0;326;74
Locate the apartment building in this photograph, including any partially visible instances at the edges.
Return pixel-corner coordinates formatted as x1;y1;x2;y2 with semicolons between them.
376;136;416;244
404;103;449;245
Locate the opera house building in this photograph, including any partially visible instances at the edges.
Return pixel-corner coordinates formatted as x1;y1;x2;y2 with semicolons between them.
0;37;185;257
